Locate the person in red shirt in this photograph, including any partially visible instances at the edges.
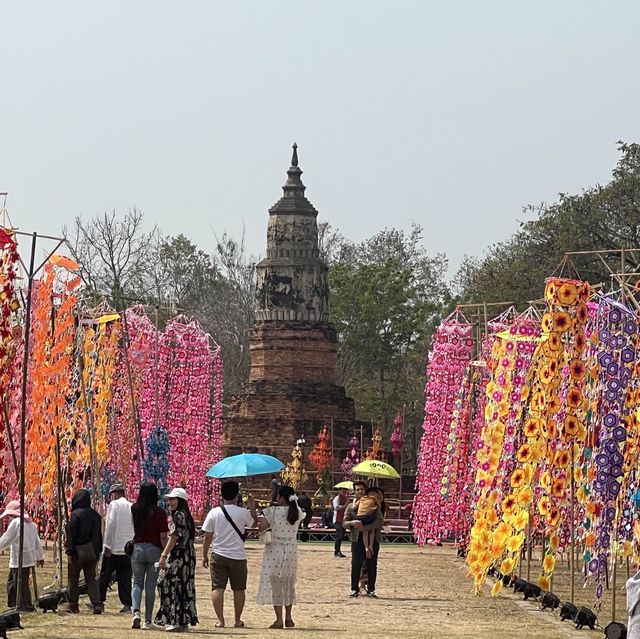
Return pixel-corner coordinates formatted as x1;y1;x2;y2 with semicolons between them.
130;483;169;629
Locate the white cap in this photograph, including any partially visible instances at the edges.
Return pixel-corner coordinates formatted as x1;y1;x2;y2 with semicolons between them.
164;487;188;501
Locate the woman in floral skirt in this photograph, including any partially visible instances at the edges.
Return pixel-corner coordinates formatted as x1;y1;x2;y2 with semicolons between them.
155;488;198;632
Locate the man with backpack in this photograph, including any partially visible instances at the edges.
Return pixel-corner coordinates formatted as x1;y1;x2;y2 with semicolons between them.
201;482;257;629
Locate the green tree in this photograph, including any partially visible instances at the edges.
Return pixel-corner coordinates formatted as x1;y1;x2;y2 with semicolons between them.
329;224;449;435
151;232;256;397
455;142;640;305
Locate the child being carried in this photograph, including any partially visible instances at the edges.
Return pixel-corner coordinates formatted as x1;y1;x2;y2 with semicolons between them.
356;487;381;559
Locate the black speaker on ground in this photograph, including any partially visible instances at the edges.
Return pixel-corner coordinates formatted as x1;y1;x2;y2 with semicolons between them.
0;609;22;630
573;606;597;631
604;621;627;639
37;591;62;613
560;601;578;621
540;591;560;610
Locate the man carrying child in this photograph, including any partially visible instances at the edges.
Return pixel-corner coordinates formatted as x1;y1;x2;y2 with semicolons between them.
343;482;384;598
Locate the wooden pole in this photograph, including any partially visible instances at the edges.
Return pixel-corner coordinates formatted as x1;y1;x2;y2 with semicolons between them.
31;565;38;601
16;232;37;610
612;556;617;622
482;301;489;337
330;418;334;488
526;517;531;581
570;444;575;603
398;404;405;518
55;426;65;587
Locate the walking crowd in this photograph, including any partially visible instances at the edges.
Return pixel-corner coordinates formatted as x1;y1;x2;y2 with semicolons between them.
0;477;386;632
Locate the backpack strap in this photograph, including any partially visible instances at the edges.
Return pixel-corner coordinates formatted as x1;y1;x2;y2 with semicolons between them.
220;505;246;542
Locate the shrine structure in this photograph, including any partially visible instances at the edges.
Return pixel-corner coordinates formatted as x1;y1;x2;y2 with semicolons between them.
224;145;357;464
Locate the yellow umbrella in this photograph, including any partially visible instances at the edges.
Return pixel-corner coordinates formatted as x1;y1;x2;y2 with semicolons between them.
334;480;353;489
352;460;400;479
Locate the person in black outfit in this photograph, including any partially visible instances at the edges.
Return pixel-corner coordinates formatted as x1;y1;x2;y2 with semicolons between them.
343;482;383;598
296;493;313;529
64;489;103;614
269;475;281;506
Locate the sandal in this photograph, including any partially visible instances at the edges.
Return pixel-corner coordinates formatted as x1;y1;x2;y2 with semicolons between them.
285;619;295;628
269;621;284;629
215;621;225;628
234;621;245;628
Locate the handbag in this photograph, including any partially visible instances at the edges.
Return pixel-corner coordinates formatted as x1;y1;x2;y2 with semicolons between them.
220;505;246;542
75;541;97;563
260;528;273;545
124;541;134;557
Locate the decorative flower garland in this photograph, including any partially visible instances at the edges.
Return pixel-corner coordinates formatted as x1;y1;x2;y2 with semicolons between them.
466;311;539;591
586;300;636;607
309;425;333;487
413;313;473;545
0;228;20;492
536;278;590;590
341;434;360;478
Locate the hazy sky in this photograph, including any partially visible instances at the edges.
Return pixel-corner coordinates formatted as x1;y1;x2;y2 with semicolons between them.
2;2;640;277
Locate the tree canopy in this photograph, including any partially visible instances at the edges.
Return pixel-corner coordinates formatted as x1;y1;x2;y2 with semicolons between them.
328;224;450;435
455;142;640;306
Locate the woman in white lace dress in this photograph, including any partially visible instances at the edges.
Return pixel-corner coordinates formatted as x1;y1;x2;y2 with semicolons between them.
257;485;304;629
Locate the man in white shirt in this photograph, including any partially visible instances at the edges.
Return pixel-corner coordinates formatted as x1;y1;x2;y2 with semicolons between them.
0;500;44;611
98;482;134;612
332;487;349;558
201;481;257;629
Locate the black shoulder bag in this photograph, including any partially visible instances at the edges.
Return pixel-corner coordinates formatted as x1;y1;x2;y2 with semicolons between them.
220;505;246;542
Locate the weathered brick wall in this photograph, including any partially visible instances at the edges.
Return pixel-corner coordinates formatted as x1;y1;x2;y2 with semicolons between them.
225;381;356;457
249;321;337;384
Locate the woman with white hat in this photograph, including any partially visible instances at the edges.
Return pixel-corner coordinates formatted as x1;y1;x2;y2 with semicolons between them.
0;500;44;611
155;488;198;632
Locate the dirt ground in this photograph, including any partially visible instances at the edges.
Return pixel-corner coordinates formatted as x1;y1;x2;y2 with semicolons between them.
0;542;622;639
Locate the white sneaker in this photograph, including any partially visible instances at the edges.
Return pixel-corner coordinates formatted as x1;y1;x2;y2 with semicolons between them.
132;612;142;629
142;621;152;630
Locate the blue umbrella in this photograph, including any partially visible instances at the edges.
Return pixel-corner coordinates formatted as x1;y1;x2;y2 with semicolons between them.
206;453;284;479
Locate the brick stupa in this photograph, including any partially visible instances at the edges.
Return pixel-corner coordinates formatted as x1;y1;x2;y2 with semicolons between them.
224;144;356;461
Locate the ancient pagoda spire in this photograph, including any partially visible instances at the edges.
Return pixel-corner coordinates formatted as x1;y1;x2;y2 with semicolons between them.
283;143;305;196
270;143;316;216
256;143;329;322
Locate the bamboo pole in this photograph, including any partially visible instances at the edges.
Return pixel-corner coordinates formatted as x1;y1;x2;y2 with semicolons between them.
55;427;65;588
482;301;489;336
570;444;575;602
16;232;37;610
330;417;335;490
398;404;405;518
612;557;617;621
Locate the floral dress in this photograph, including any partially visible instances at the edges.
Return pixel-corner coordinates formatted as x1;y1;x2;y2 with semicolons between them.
257;506;304;606
155;510;198;628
